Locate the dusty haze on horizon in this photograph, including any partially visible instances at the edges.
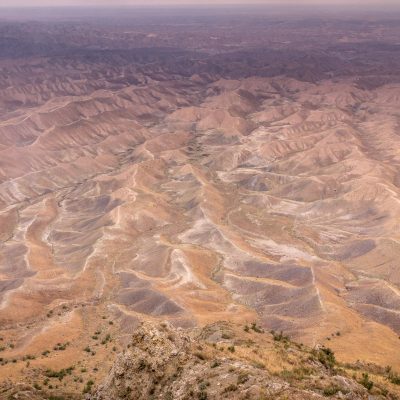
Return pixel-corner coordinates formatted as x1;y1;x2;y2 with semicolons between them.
1;0;399;7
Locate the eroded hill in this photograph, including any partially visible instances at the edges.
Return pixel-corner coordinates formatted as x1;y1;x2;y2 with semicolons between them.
1;8;400;398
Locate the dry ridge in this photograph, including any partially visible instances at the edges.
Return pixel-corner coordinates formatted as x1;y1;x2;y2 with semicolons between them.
3;321;400;400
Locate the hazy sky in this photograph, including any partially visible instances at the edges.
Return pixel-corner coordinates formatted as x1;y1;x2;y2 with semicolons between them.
1;0;399;7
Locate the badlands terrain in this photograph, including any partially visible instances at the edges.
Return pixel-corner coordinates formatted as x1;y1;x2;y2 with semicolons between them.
0;7;400;398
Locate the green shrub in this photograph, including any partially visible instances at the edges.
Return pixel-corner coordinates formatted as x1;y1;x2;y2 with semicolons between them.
83;379;95;394
316;347;336;369
323;385;341;396
197;390;207;400
251;322;263;333
44;366;74;381
280;367;313;381
53;342;69;351
359;373;373;391
387;370;400;385
272;331;289;342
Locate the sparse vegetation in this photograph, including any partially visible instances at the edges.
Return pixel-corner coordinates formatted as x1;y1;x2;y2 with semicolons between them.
250;322;263;333
83;379;95;394
323;385;342;396
359;373;374;391
272;330;290;342
44;366;74;381
101;333;112;345
53;342;69;351
22;354;36;361
313;347;336;369
386;367;400;385
279;366;314;381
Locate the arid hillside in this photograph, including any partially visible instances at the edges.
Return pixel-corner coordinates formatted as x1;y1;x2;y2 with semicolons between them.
0;8;400;398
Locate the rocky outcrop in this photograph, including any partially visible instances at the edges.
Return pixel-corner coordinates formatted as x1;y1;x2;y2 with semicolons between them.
89;322;375;400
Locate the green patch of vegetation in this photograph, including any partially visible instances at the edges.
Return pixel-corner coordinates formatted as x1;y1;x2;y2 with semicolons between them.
359;373;373;391
198;381;209;391
53;342;69;351
250;322;263;333
82;379;95;394
314;347;336;369
221;333;232;340
280;367;314;381
271;330;290;342
227;345;235;353
101;333;112;345
210;360;220;368
322;385;345;396
44;366;74;381
22;354;36;361
197;390;208;400
386;368;400;385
